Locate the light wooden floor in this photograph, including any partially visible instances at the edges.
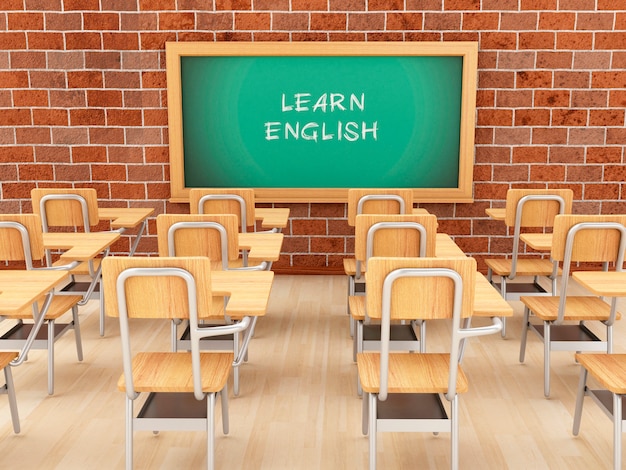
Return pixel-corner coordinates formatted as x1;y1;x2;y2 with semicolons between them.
0;274;624;469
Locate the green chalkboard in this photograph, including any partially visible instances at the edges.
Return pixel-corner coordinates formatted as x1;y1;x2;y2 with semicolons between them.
166;42;478;203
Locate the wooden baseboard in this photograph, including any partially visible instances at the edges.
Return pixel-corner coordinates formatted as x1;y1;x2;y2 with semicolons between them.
271;266;345;275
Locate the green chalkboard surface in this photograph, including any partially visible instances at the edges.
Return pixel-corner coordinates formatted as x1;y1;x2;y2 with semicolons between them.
166;42;478;202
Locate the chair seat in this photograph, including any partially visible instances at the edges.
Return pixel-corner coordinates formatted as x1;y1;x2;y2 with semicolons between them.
576;353;626;394
0;352;18;369
357;352;468;395
521;295;622;322
485;258;556;277
118;352;234;394
8;294;82;320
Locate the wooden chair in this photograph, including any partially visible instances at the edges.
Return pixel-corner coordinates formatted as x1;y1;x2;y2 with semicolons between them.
357;256;502;470
0;214;83;395
31;187;110;336
519;214;626;397
486;188;573;337
102;256;254;470
156;213;268;396
572;353;626;470
0;351;20;433
346;214;438;371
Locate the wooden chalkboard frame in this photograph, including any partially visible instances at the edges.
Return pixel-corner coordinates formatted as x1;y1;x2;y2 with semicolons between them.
166;41;478;203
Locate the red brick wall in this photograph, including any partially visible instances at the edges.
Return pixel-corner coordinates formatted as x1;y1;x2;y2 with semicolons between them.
1;2;625;273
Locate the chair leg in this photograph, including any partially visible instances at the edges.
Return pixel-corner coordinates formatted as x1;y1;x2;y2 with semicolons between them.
208;392;216;470
72;306;84;361
233;333;240;397
126;396;134;470
573;367;588;435
368;392;377;470
519;306;530;363
4;366;20;433
500;277;507;338
221;385;229;435
614;392;622;470
99;284;105;337
544;321;551;398
362;391;369;435
451;395;459;470
608;324;614;354
356;321;363;396
48;320;55;396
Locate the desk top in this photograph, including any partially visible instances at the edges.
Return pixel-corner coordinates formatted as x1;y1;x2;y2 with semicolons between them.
572;271;626;297
0;270;70;314
474;274;513;317
254;208;290;229
486;207;506;221
42;232;120;262
98;207;154;229
435;233;466;258
211;270;274;316
238;232;284;262
519;233;552;251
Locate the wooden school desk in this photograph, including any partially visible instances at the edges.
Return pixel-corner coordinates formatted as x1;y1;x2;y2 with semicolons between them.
238;232;284;263
211;270;274;316
254;207;290;231
97;207;154;255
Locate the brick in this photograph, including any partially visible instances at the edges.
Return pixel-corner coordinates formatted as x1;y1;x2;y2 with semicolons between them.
474;127;494;145
424;13;461;30
13;89;48;107
70;109;106;126
549;146;584;164
121;52;160;70
521;0;557;8
530;164;565;182
25;0;61;10
111;183;146;199
515;109;551;126
85;52;122;70
532;128;567;144
272;13;308;31
87;90;123;107
51;128;89;145
537;52;572;69
141;71;166;88
68;71;104;89
292;255;326;269
124;90;161;108
8;12;44;30
0;109;31;126
18;163;53;181
534;90;570;107
292;219;326;235
494;127;531;145
104;71;141;89
84;13;120;30
121;13;158;31
327;219;352;236
462;12;499;30
72;146;107;163
140;32;176;50
103;32;140;51
196;13;233;30
480;32;517;50
92;164;127;181
585;184;619;200
0;146;34;163
143;109;168;126
496;90;533;107
310;203;344;218
54;164;91;182
49;90;86;108
475;146;510;164
604;166;626;182
310;13;347;31
66;33;102;50
586;147;622;164
102;0;139;11
476;90;495;107
576;12;614;31
574;51;611;70
15;128;50;144
108;146;143;163
387;13;423;31
0;32;27;49
45;13;82;30
477;109;513;126
512;146;548;163
48;51;85;70
516;71;552;88
145;146;169;163
107;109;142;126
178;32;217;41
368;0;403;9
64;0;100;9
554;71;590;88
346;13;383;30
538;12;575;30
139;0;176;9
551;109;587;126
474;182;510;200
2;0;26;9
0;91;11;108
593;71;626;89
2;182;37;199
445;0;479;9
567;165;602;182
311;237;344;253
569;128;606;145
159;12;195;30
0;165;18;181
147;182;170;199
610;90;626;108
560;0;595;9
88;128;125;145
128;164;164;182
35;145;70;163
126;127;162;145
519;32;555;50
479;71;515;88
556;32;593;50
33;109;68;126
500;12;538;31
493;165;529;182
596;33;626;50
27;32;64;50
330;0;366;10
589;109;625;127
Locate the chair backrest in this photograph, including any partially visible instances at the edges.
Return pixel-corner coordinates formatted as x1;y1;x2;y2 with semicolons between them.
189;188;256;232
0;214;45;268
31;188;100;232
365;256;475;322
156;214;240;269
504;188;573;228
347;188;414;226
354;214;438;263
102;256;214;320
